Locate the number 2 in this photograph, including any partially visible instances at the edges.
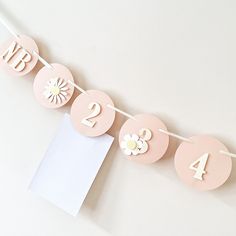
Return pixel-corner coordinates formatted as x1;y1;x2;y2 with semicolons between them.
81;102;101;128
189;153;209;180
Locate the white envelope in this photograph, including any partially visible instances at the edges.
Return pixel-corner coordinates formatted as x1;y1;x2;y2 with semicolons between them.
30;113;114;216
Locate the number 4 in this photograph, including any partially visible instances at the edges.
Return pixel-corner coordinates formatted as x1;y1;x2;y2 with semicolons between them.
189;153;209;180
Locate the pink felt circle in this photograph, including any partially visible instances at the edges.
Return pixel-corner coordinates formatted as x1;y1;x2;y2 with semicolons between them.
70;90;116;137
33;63;75;108
174;135;232;191
0;34;39;76
119;114;169;164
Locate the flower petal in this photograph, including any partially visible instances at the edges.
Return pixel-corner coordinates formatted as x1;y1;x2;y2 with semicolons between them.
59;94;66;101
57;78;63;86
61;91;68;96
132;149;139;156
124;149;132;156
53;95;57;104
43;90;52;98
50;78;58;85
56;95;62;104
120;141;127;149
132;134;139;141
49;95;54;103
124;134;132;141
59;81;67;88
60;86;69;91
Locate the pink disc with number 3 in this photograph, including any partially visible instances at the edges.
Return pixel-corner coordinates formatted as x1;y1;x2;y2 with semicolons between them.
119;114;169;164
174;135;232;191
70;90;116;137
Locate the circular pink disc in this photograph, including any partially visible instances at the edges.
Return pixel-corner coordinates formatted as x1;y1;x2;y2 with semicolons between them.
175;135;232;191
119;114;169;164
70;90;116;137
0;34;38;76
33;63;75;108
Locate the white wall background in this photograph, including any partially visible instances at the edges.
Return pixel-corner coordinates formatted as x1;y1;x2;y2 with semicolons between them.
0;0;236;235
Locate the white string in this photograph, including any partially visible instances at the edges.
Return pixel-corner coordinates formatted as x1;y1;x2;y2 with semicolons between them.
158;129;193;143
0;17;19;38
67;80;137;120
68;80;88;95
220;150;236;158
33;51;53;69
0;17;52;70
158;130;236;158
1;16;236;159
107;104;137;120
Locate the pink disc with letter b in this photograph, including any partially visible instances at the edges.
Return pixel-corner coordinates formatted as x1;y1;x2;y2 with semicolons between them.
70;90;116;137
175;135;232;191
119;114;169;164
0;34;38;76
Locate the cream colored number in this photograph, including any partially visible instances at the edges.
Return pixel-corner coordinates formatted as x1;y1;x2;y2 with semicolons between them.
81;102;101;128
139;128;152;141
189;153;209;180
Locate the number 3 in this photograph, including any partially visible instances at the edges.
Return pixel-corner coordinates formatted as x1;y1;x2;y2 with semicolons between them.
81;102;101;128
189;153;209;180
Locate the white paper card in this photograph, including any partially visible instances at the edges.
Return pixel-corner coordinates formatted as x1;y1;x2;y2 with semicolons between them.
30;113;114;216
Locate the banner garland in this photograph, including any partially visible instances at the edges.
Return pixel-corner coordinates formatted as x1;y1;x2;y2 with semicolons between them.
0;16;235;192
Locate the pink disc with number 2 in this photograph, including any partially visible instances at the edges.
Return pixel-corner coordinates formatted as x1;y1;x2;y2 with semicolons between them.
174;135;232;191
70;90;116;137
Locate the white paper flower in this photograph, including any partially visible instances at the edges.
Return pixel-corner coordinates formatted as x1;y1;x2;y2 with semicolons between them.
43;77;69;104
120;134;145;156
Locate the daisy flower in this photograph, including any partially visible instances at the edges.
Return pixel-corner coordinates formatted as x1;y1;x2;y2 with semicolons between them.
43;77;69;104
120;134;144;156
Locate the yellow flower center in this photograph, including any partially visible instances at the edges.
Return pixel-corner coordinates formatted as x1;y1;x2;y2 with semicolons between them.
127;140;137;150
51;86;60;95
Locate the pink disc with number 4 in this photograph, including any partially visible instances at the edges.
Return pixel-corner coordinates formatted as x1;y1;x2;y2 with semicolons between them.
119;114;169;164
70;90;116;137
174;135;232;191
